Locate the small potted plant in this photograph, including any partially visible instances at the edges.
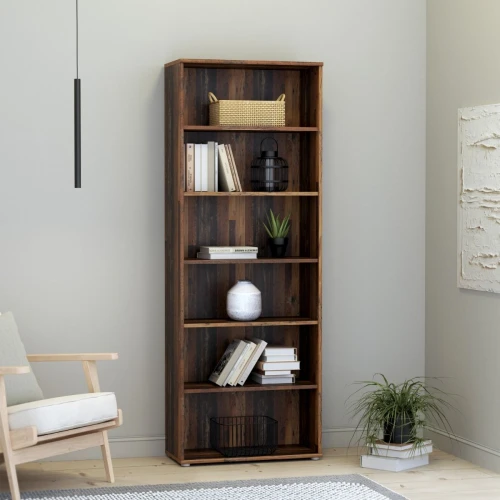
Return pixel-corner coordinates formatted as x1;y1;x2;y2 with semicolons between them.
348;374;456;453
262;209;291;258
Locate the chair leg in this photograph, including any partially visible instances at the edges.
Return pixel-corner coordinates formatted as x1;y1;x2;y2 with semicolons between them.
100;431;115;483
0;379;20;500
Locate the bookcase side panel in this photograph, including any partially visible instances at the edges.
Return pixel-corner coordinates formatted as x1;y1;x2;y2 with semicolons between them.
165;62;185;461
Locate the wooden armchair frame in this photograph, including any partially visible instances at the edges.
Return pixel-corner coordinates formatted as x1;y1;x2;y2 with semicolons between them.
0;354;122;500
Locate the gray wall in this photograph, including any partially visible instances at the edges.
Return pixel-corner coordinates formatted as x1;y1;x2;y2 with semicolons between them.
0;0;426;458
427;0;500;472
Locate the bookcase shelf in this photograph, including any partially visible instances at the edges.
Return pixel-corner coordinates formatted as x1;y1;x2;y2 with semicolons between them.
184;381;318;393
165;58;322;466
183;191;319;197
184;125;319;132
184;257;319;265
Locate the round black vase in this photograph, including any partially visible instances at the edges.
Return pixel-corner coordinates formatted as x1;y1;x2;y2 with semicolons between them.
269;237;288;258
383;415;414;444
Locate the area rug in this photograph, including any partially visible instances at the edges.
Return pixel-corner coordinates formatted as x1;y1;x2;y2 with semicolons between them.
0;474;407;499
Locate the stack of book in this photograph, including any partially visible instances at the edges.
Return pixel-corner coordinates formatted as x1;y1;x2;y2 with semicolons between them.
250;346;299;385
209;338;267;387
197;246;258;260
361;440;433;471
185;142;242;192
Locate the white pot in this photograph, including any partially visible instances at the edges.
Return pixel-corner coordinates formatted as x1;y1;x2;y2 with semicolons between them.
227;280;262;321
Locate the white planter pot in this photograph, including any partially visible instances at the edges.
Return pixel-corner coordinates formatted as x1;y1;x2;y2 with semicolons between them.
226;280;262;321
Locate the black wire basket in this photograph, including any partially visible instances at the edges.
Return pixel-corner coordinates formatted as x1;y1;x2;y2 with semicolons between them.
210;416;278;457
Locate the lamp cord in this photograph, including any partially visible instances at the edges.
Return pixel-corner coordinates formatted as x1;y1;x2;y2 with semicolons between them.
76;0;79;79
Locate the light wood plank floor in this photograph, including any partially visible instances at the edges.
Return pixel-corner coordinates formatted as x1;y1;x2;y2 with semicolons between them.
1;448;499;499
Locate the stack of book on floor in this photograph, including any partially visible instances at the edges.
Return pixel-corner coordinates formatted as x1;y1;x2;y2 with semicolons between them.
197;246;258;260
185;142;242;192
250;346;300;385
209;338;267;387
361;440;433;472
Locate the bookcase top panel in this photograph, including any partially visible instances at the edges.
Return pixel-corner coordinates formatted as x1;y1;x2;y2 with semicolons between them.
164;59;324;69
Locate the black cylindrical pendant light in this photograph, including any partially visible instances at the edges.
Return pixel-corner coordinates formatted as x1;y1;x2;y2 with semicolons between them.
74;0;81;188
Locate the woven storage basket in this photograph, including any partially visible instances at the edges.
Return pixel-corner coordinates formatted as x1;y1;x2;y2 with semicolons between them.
208;92;285;127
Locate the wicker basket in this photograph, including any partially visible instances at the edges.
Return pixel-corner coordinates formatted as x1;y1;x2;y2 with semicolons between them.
208;92;285;127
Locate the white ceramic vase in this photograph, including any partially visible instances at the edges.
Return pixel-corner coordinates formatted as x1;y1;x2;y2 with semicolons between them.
226;280;262;321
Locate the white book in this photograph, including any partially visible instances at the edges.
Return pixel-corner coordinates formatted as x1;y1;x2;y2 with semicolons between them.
209;340;247;387
197;252;257;260
261;354;298;362
237;338;268;386
254;369;291;376
207;142;216;192
200;246;258;253
256;360;300;371
225;144;242;191
369;440;433;459
194;144;202;191
264;347;297;356
250;373;295;385
201;144;208;192
214;142;219;192
218;145;237;192
361;453;429;472
226;341;256;386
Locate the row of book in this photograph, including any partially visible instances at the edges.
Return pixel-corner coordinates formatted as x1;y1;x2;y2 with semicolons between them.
185;143;242;193
196;246;258;260
209;339;300;386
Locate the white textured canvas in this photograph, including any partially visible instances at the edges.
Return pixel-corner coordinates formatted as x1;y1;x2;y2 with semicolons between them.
458;103;500;292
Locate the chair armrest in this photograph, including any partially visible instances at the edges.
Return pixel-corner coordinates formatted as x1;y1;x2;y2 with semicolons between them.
0;366;30;375
27;353;118;362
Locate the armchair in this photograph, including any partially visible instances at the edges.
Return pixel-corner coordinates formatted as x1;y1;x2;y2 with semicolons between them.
0;313;122;500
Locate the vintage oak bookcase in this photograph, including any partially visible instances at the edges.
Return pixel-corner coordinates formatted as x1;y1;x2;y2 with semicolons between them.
164;59;322;465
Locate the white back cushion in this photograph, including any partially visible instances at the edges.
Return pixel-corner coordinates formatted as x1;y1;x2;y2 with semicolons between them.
0;312;44;406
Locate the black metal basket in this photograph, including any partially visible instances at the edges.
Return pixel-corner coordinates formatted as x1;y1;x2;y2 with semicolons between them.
210;416;278;457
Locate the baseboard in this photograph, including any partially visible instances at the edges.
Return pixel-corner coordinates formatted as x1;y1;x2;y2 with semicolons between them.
427;427;500;473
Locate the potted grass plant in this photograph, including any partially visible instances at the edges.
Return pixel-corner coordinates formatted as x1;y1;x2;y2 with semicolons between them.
262;209;291;258
348;374;456;453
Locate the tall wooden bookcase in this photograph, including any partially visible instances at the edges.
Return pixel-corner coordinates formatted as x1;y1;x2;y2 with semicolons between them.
165;59;322;465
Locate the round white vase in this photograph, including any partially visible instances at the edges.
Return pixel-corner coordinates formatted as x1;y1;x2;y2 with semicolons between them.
226;280;262;321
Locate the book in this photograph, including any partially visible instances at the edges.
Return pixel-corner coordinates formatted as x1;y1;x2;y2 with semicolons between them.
218;144;237;192
207;142;216;192
200;246;258;254
201;144;208;191
194;144;202;191
237;338;268;386
209;340;248;386
226;341;256;386
360;453;429;472
226;144;242;191
256;360;300;371
197;252;257;260
214;142;219;192
254;368;292;376
368;440;433;459
264;347;297;356
250;373;295;385
261;354;298;362
185;144;194;192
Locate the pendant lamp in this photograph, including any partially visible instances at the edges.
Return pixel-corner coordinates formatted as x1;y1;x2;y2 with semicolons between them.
74;0;81;188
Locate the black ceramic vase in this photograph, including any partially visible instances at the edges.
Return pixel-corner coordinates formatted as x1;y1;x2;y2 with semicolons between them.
383;414;414;444
269;237;288;258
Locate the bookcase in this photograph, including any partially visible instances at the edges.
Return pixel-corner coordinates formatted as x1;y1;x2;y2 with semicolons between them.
165;59;323;465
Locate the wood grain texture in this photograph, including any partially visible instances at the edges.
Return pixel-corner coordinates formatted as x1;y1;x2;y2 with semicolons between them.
165;59;322;465
164;62;185;463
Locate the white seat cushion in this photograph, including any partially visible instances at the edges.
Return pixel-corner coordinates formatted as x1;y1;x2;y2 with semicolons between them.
8;392;118;436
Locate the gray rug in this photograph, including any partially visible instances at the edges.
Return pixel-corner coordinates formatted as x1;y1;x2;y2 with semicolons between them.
0;475;407;499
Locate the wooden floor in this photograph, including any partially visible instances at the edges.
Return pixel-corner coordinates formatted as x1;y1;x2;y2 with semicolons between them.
1;448;499;499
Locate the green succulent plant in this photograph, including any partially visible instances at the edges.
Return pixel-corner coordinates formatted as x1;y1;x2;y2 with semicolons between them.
263;209;291;239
